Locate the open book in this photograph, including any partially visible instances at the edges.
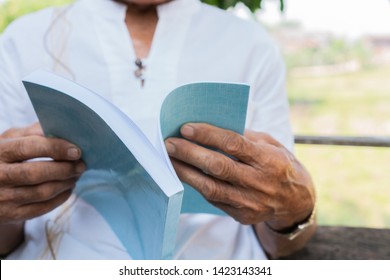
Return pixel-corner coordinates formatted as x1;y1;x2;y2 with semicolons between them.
23;70;249;259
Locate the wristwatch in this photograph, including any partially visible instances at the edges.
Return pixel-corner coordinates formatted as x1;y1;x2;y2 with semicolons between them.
265;203;317;241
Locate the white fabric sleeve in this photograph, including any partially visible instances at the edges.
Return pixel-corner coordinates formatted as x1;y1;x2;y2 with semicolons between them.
245;38;294;152
0;28;38;133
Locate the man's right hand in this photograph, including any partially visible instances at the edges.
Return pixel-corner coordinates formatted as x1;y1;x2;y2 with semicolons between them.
0;123;85;255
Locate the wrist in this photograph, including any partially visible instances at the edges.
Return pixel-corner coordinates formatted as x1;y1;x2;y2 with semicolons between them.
264;202;317;240
266;195;316;232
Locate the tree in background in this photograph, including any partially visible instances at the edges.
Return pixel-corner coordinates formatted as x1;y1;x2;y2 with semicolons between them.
0;0;71;32
202;0;284;12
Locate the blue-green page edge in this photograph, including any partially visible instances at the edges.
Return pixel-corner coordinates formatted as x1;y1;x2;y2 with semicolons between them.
160;82;249;216
23;77;183;260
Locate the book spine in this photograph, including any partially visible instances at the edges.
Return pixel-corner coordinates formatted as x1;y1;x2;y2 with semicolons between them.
160;191;183;260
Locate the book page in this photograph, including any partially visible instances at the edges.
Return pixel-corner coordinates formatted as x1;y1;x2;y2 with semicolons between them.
23;71;183;259
159;83;249;215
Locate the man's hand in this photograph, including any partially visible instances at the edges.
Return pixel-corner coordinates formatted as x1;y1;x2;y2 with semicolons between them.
165;123;316;257
0;123;85;255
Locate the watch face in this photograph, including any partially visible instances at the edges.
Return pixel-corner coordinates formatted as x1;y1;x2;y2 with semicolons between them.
267;205;316;241
288;207;316;240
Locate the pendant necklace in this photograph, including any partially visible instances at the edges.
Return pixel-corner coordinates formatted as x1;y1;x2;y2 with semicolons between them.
134;58;145;88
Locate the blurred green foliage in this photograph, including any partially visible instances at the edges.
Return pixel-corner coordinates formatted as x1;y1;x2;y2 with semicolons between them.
284;39;372;69
0;0;72;32
288;65;390;228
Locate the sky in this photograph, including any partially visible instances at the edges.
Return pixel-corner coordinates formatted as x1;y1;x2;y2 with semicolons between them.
256;0;390;38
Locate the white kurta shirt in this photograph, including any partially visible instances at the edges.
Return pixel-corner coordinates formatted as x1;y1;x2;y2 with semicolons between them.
0;0;293;259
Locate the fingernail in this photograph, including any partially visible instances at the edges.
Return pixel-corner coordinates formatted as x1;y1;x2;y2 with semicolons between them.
165;141;176;154
67;147;81;159
76;162;86;174
181;125;194;138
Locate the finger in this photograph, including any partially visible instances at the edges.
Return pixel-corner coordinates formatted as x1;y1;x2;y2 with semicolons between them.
0;135;82;162
0;160;85;186
25;122;44;136
166;138;259;188
1;122;43;138
179;123;258;164
212;201;273;225
172;158;272;225
171;158;260;208
172;158;277;224
244;130;284;147
244;130;297;172
0;178;78;204
14;190;73;222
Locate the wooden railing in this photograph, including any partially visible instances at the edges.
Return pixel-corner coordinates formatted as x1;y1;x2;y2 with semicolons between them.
281;226;390;260
295;135;390;147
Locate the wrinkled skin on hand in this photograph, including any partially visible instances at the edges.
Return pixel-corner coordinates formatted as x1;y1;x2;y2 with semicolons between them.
0;123;85;224
165;123;315;230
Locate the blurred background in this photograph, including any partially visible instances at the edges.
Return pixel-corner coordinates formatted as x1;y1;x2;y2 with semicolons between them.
1;0;389;229
255;0;390;229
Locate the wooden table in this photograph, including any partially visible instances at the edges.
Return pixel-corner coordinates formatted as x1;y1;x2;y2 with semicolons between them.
280;226;390;260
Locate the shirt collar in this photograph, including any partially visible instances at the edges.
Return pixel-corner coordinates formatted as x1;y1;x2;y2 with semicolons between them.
80;0;126;21
80;0;201;21
157;0;201;19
